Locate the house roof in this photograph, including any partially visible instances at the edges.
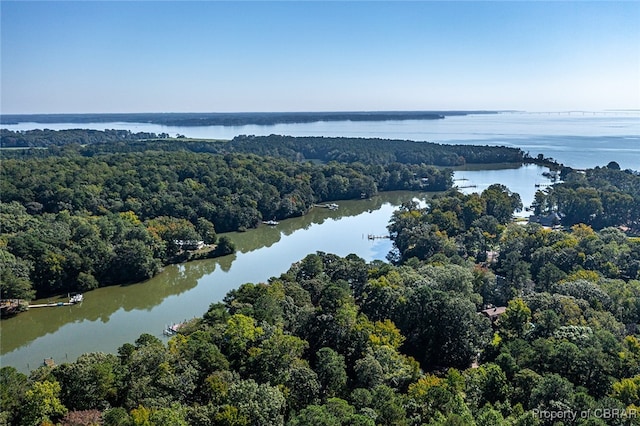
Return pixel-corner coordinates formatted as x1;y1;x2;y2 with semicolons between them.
480;306;507;319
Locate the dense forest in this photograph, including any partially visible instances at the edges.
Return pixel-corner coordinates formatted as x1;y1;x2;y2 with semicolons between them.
0;129;168;148
222;135;524;166
0;111;499;127
533;164;640;231
2;128;639;425
0;149;451;300
1;130;525;169
0;129;526;301
1;184;639;426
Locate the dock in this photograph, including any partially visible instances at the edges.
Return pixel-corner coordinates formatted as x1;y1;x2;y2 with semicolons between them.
29;302;76;308
28;293;83;309
164;322;185;336
314;203;339;210
367;234;390;240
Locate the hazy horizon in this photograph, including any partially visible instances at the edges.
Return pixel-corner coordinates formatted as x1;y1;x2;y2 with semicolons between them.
3;109;640;117
2;1;639;114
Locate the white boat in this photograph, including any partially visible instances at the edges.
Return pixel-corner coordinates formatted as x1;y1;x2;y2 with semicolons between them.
164;323;184;335
69;294;83;304
263;219;279;226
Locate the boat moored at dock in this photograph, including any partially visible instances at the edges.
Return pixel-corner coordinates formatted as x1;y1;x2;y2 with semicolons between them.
28;294;84;309
163;323;185;336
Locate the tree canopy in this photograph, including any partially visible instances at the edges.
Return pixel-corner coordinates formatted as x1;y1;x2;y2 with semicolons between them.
534;166;640;230
2;128;639;424
0;147;451;300
2;206;639;425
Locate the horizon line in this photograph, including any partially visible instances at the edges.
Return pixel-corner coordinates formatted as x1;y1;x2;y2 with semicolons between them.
3;109;640;116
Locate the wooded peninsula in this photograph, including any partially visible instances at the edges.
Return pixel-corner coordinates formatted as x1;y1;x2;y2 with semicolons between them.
1;129;639;426
1;129;530;300
0;111;499;127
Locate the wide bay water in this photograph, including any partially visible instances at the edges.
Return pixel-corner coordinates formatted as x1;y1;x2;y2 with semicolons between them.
1;112;637;372
3;111;639;170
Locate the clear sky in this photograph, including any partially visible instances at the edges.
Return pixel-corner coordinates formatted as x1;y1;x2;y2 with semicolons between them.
1;1;639;114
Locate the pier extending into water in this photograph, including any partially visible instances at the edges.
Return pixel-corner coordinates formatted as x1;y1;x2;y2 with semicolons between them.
366;234;390;240
28;294;84;309
313;203;339;210
29;301;76;308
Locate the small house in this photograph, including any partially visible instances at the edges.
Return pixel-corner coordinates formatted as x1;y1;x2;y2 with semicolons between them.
480;306;507;323
528;212;561;227
174;240;205;250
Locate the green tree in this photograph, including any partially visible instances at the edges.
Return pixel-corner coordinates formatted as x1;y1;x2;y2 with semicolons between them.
476;404;505;426
499;298;532;339
400;286;491;369
20;380;68;426
222;314;263;363
103;407;132;426
287;404;341;426
530;373;574;413
173;331;229;376
196;217;216;244
215;236;236;256
53;352;119;411
247;328;308;383
0;367;29;425
146;216;201;259
354;354;385;389
370;385;407;426
109;239;161;284
481;184;522;224
227;379;286;426
149;405;188;426
0;248;35;300
284;364;321;412
130;404;152;426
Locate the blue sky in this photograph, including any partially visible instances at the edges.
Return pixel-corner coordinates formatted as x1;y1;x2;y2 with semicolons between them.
1;1;639;113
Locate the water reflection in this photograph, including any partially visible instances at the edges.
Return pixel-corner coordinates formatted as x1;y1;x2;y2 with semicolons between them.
452;164;551;216
1;191;425;371
0;167;548;373
228;192;416;255
0;259;220;355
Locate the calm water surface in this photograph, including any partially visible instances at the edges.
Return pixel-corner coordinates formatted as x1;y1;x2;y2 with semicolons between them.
3;112;639;170
453;164;550;216
1;165;551;372
0;192;421;372
2;112;633;371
